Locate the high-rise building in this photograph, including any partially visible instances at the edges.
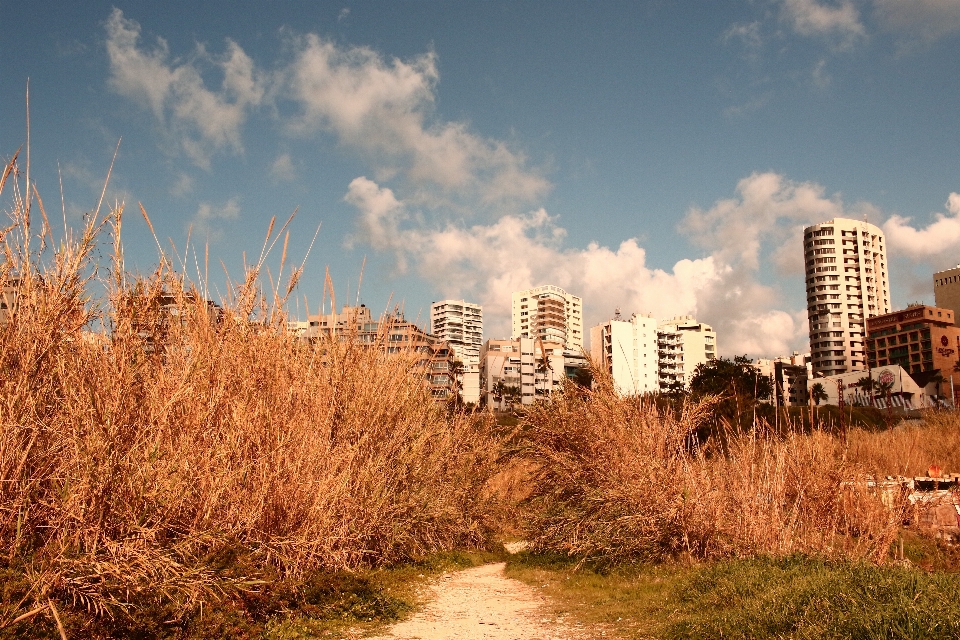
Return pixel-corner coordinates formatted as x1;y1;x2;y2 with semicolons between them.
803;218;890;377
589;311;659;395
656;315;717;390
431;300;483;404
511;285;583;351
933;265;960;325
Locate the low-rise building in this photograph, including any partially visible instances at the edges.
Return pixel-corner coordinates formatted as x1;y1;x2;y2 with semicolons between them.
865;304;960;397
755;352;810;406
657;316;716;391
479;337;565;409
809;365;937;409
305;304;457;401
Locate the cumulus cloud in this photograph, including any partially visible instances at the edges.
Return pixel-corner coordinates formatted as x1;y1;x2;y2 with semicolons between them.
781;0;866;44
883;193;960;260
191;197;240;241
269;153;296;183
343;173;841;357
283;35;549;204
683;172;845;271
872;0;960;47
105;8;265;168
106;12;548;205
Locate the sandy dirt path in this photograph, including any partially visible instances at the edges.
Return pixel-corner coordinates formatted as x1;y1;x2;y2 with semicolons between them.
366;562;596;640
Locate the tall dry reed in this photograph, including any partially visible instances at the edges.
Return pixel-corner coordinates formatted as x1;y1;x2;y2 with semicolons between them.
848;411;960;477
0;183;502;621
520;370;903;565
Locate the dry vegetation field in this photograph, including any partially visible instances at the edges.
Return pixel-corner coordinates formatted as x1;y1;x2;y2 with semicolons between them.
2;153;960;638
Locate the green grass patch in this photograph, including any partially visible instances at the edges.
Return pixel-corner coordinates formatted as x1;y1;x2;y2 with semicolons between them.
0;549;505;640
506;552;960;639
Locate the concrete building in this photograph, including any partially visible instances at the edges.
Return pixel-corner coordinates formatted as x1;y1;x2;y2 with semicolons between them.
305;304;457;401
803;218;890;377
809;365;936;409
865;304;960;398
656;315;717;391
933;265;960;325
479;337;565;409
755;353;810;407
0;277;18;327
431;300;483;404
590;310;659;395
511;285;583;351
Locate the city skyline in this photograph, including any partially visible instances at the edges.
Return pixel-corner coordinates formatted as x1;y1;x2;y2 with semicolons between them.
4;2;960;358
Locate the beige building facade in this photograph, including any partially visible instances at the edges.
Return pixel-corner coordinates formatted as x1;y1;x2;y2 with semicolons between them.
657;315;716;390
511;285;583;351
479;337;565;409
304;304;457;401
804;218;890;377
934;265;960;325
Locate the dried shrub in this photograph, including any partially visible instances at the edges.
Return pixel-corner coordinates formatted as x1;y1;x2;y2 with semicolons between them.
521;369;903;565
0;173;503;625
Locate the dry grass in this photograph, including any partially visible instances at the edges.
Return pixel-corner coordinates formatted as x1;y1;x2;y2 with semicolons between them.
0;170;503;627
848;412;960;477
519;371;903;565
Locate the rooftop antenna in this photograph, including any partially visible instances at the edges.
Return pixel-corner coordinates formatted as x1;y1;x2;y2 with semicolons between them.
356;255;366;306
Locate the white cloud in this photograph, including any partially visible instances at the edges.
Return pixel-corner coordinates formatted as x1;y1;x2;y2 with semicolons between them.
170;172;194;196
343;173;836;357
781;0;866;44
191;197;240;241
105;9;265;168
872;0;960;47
105;12;549;204
883;193;960;260
284;35;549;204
269;153;296;183
683;172;845;271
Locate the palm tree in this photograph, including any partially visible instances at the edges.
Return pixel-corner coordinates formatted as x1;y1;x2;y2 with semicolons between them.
449;360;465;405
492;379;506;412
854;375;874;406
929;372;945;399
811;382;828;406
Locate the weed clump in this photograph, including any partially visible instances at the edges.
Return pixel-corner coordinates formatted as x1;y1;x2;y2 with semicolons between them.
0;156;503;630
520;370;903;564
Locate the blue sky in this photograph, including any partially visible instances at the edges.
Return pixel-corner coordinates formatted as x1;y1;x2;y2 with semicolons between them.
3;1;960;356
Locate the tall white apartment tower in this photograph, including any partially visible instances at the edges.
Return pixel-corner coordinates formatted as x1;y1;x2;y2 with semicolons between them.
803;218;890;377
511;285;583;351
590;311;659;395
431;300;483;404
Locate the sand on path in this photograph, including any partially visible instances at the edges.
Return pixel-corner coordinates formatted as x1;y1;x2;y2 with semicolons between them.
366;561;598;640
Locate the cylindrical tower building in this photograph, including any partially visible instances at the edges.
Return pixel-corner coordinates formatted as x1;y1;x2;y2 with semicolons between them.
803;218;890;377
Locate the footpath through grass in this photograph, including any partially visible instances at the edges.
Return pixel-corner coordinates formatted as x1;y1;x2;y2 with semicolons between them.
505;550;960;639
0;550;504;640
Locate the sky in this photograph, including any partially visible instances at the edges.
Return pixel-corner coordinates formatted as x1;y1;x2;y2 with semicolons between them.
3;0;960;357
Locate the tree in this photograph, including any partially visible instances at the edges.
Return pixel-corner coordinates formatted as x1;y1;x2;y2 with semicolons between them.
448;360;465;406
811;383;828;406
689;355;772;401
689;356;774;435
492;379;506;411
